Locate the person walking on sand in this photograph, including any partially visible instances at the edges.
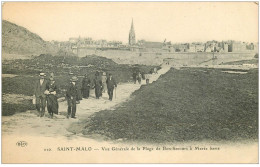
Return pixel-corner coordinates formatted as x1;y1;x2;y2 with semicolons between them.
46;75;59;118
101;72;107;93
137;71;142;84
34;72;48;117
106;73;117;101
81;74;91;99
154;67;158;74
145;73;151;84
66;76;79;119
93;72;102;99
133;71;137;84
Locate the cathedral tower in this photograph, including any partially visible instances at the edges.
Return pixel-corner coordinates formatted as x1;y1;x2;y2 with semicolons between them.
128;19;136;46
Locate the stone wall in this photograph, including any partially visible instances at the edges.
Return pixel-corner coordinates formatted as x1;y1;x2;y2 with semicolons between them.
77;48;256;66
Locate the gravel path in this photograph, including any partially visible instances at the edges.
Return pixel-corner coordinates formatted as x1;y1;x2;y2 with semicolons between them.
2;65;171;139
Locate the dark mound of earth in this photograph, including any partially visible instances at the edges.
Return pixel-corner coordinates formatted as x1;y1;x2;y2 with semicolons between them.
84;68;258;143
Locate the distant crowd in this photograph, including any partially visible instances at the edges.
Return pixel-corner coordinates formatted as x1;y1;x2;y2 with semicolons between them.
34;67;158;119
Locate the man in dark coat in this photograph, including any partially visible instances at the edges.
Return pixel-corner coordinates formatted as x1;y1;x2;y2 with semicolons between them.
106;73;117;101
66;76;79;119
137;72;142;84
93;73;102;99
81;74;91;99
34;72;48;117
132;71;137;84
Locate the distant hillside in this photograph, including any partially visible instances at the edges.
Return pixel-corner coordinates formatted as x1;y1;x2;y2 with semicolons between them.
2;20;73;57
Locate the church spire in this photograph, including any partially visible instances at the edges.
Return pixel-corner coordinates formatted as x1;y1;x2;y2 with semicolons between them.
129;18;136;46
131;18;134;30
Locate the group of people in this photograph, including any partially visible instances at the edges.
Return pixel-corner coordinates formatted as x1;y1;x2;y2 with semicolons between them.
34;72;59;118
133;71;143;84
34;67;157;119
34;71;117;119
132;67;157;84
82;71;117;100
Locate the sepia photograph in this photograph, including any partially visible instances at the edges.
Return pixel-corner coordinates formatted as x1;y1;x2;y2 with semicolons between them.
1;1;259;164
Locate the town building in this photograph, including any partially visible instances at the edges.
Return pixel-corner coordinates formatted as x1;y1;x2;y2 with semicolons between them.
162;41;175;52
188;44;196;52
173;44;188;52
54;21;257;55
195;44;205;52
228;42;247;52
224;43;229;52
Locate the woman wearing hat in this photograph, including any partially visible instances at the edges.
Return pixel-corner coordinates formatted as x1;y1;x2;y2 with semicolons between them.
66;76;79;118
81;74;91;99
101;72;107;93
93;73;102;99
45;76;59;118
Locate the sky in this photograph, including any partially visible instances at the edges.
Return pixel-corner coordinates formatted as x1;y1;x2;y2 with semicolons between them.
2;2;259;43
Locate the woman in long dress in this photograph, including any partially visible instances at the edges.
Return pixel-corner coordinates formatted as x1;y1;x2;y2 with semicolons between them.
82;74;91;98
46;76;59;118
93;73;102;99
101;72;107;93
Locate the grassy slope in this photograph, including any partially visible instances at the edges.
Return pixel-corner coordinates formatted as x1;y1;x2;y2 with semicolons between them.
85;68;258;142
2;20;56;55
2;54;158;116
2;20;74;57
2;55;158;96
2;101;35;116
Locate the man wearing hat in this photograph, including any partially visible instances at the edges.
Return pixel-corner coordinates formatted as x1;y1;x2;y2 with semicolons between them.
106;73;117;101
81;74;91;99
66;76;78;119
93;72;102;99
34;72;48;117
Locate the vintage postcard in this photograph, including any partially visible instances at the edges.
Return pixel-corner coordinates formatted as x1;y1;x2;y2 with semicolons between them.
1;2;258;163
